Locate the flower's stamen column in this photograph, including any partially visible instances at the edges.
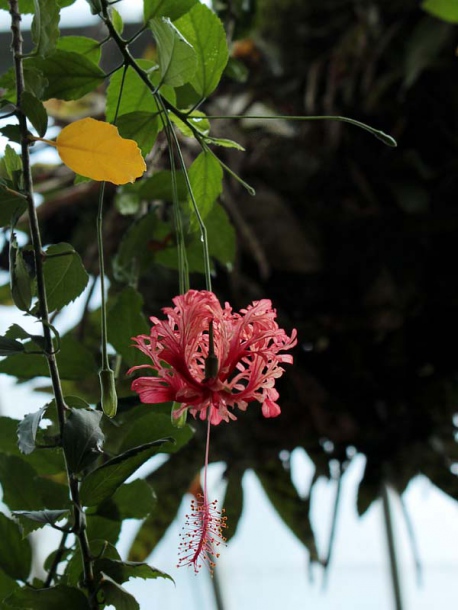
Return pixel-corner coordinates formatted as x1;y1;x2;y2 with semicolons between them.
177;407;227;574
204;319;218;382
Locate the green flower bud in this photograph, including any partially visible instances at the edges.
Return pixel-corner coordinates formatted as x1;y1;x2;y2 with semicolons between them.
171;401;187;428
99;368;118;418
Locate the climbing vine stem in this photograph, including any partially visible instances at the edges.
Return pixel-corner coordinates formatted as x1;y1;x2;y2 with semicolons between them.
8;1;98;605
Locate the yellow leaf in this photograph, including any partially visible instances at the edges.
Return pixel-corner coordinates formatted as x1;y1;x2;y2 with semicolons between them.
55;117;146;185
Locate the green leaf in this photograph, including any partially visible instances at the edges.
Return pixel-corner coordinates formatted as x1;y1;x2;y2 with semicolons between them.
106;61;176;123
80;439;172;506
27;50;106;101
138;169;188;201
65;396;92;410
9;235;34;313
0;416;24;454
56;36;102;64
156;202;236;272
0;569;20;601
112;210;158;282
20;91;48;136
31;0;60;57
0;281;13;306
109;479;156;520
2;145;22;181
0;336;25;356
0;65;48;103
0;124;22;144
106;64;156;120
42;242;89;311
0;415;65;476
17;405;48;455
85;0;102;14
92;479;156;522
175;3;229;98
86;515;122;546
3;585;90;610
4;324;31;341
0;186;27;228
422;0;458;22
203;202;236;269
115;169;188;215
0;513;32;581
169;110;210;137
107;286;149;368
204;135;245;150
0;455;40;510
255;461;319;561
144;0;197;21
62;409;104;475
173;81;201;107
4;322;45;352
118;411;192;455
0;334;98;381
116;111;159;157
63;539;119;586
24;64;49;99
111;6;124;34
98;573;139;610
114;185;141;216
95;558;173;585
150;17;197;87
187;150;223;228
12;509;69;537
0;454;68;511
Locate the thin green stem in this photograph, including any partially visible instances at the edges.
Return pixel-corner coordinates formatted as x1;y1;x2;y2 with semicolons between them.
155;93;189;294
96;182;109;369
204;114;397;147
169;126;213;292
126;24;148;45
202;143;256;196
97;63;127;371
167;124;189;294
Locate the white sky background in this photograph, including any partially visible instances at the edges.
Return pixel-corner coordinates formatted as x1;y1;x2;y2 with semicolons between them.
0;0;144;29
1;1;458;609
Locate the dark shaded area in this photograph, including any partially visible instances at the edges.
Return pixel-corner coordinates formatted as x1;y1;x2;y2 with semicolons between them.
209;0;458;515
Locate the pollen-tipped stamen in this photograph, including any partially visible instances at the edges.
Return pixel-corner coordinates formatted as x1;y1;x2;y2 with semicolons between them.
177;493;227;574
177;412;227;574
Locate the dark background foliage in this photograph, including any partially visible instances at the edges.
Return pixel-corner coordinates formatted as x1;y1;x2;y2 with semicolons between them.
146;0;458;554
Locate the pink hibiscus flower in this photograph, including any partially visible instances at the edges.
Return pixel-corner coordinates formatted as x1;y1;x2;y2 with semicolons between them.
128;289;297;425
